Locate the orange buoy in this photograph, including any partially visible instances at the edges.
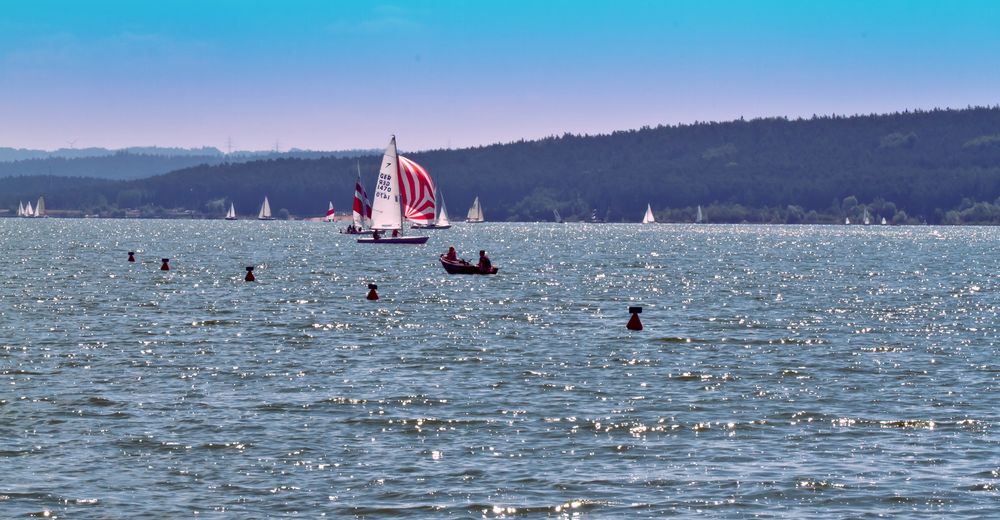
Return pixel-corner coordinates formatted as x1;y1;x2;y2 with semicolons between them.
160;258;170;271
366;283;379;301
245;266;255;282
128;251;135;263
627;306;643;331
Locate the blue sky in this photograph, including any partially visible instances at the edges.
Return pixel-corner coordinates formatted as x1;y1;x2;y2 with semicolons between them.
1;0;998;151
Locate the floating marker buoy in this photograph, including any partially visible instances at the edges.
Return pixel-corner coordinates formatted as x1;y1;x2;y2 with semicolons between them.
245;266;255;282
366;283;379;301
160;258;170;271
128;251;135;263
627;306;643;331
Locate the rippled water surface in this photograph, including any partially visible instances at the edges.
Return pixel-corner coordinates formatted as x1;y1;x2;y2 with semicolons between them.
2;220;999;517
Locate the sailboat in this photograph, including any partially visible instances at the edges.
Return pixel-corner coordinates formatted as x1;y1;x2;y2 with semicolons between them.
553;209;563;223
343;162;374;234
34;196;46;217
24;201;34;217
845;217;851;225
225;202;237;220
466;196;484;223
863;207;871;226
413;188;452;229
17;201;24;217
325;202;336;222
642;203;656;224
881;216;887;225
258;196;274;220
356;136;430;244
696;205;704;224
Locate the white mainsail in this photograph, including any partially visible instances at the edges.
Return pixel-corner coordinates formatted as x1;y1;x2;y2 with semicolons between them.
34;196;45;217
436;190;451;227
370;137;403;230
553;209;562;223
696;205;704;223
466;196;484;223
225;203;236;220
863;207;871;225
881;216;887;225
258;196;273;220
642;203;655;224
17;201;24;217
24;201;34;217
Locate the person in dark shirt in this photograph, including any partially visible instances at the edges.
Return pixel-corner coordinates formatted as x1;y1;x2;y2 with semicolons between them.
372;229;381;240
445;246;458;261
477;250;491;272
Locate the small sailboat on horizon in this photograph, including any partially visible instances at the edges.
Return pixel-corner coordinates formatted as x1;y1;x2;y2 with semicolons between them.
23;200;34;218
225;202;237;220
325;202;336;222
258;196;274;220
466;196;485;223
553;209;563;223
413;187;452;229
642;203;656;224
863;207;871;226
696;205;704;224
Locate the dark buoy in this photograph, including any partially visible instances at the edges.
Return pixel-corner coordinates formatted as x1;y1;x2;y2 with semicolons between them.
627;306;643;331
366;283;379;301
160;258;170;271
245;266;255;282
127;251;135;263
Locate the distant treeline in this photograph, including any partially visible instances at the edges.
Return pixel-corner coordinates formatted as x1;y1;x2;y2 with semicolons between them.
3;106;1000;223
0;148;379;180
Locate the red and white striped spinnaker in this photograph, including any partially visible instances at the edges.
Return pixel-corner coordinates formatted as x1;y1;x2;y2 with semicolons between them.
398;156;436;222
352;176;373;229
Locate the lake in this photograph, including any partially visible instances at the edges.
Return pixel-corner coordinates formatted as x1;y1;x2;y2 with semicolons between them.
1;220;998;517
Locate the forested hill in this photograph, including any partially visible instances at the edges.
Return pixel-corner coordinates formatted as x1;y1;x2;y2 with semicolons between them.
4;106;1000;223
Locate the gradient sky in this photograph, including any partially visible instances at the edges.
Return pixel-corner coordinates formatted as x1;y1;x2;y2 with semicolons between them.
1;0;998;151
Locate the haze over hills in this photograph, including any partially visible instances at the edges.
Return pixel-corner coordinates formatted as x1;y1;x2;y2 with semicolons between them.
0;147;380;180
3;106;1000;224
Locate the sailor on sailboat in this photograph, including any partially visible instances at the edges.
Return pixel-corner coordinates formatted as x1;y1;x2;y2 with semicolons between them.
642;203;656;224
258;196;274;220
357;136;430;244
466;196;484;223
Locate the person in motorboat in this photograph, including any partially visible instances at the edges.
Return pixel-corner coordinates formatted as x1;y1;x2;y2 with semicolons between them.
445;246;458;261
477;250;492;272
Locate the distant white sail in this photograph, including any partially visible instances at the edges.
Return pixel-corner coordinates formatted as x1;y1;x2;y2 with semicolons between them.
696;205;704;223
642;203;655;224
24;201;34;217
553;209;562;223
258;196;273;220
34;196;45;217
881;216;887;225
225;202;236;220
17;201;24;217
466;196;484;223
325;201;335;222
436;190;451;227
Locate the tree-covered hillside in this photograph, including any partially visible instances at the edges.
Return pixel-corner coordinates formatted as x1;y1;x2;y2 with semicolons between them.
4;106;1000;223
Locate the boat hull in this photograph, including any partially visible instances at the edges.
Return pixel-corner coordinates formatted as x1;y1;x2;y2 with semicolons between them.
412;223;452;229
439;255;498;274
357;236;429;244
341;229;374;235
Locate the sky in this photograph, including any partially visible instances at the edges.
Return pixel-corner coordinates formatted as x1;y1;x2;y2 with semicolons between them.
1;0;998;152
